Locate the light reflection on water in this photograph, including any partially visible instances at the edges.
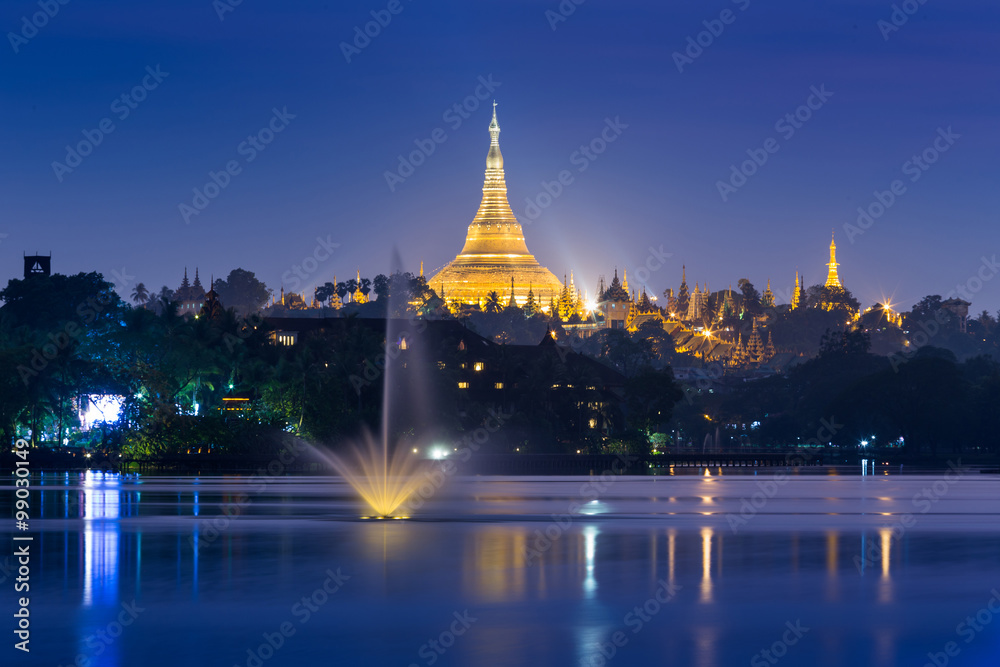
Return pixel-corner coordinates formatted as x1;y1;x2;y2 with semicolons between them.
6;473;1000;666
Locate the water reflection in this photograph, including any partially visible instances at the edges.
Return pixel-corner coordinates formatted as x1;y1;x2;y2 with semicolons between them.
700;527;713;604
82;472;121;608
583;525;597;598
14;475;999;667
667;529;676;585
464;526;527;602
878;528;893;604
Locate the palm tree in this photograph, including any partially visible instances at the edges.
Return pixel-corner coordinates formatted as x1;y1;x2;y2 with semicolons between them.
484;291;502;314
131;282;149;306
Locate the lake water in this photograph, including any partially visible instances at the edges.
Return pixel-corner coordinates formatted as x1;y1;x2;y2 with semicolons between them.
5;467;1000;666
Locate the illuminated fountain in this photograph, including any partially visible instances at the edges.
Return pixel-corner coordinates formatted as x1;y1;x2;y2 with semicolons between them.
318;254;432;519
315;431;426;519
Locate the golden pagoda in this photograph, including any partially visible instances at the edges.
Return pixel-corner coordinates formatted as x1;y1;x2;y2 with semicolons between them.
429;103;563;305
791;271;801;309
824;232;842;288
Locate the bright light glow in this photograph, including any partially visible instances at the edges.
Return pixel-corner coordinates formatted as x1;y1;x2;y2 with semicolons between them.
316;432;426;518
79;395;125;430
584;298;597;312
429;446;449;460
583;526;598;597
860;440;869;447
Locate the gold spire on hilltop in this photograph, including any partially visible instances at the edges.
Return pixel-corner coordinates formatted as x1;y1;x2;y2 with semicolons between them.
791;271;801;309
429;104;563;304
825;232;842;289
762;278;775;308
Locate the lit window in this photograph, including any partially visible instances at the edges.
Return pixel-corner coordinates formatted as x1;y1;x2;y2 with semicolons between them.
494;382;504;389
458;382;469;389
474;362;484;372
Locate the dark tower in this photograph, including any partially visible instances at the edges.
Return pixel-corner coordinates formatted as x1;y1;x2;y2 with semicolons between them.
24;254;51;279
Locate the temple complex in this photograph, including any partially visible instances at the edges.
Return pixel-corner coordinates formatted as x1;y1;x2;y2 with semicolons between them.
174;268;206;316
429;104;564;306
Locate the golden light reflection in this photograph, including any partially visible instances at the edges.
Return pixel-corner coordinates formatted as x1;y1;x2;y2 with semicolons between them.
694;626;719;667
464;527;527;602
880;529;891;577
668;529;676;585
825;531;839;601
826;532;838;575
878;528;894;604
700;528;713;603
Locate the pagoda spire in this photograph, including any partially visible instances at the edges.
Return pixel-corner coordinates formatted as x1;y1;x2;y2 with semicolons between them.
825;232;842;288
429;104;563;304
762;278;775;308
791;271;801;309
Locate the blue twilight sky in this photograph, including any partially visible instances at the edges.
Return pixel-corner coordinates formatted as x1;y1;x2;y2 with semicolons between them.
2;0;998;313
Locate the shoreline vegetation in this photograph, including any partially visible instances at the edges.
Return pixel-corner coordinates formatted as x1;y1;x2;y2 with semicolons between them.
4;271;1000;469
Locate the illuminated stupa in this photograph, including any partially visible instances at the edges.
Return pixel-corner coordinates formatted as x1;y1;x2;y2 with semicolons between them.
429;104;563;306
